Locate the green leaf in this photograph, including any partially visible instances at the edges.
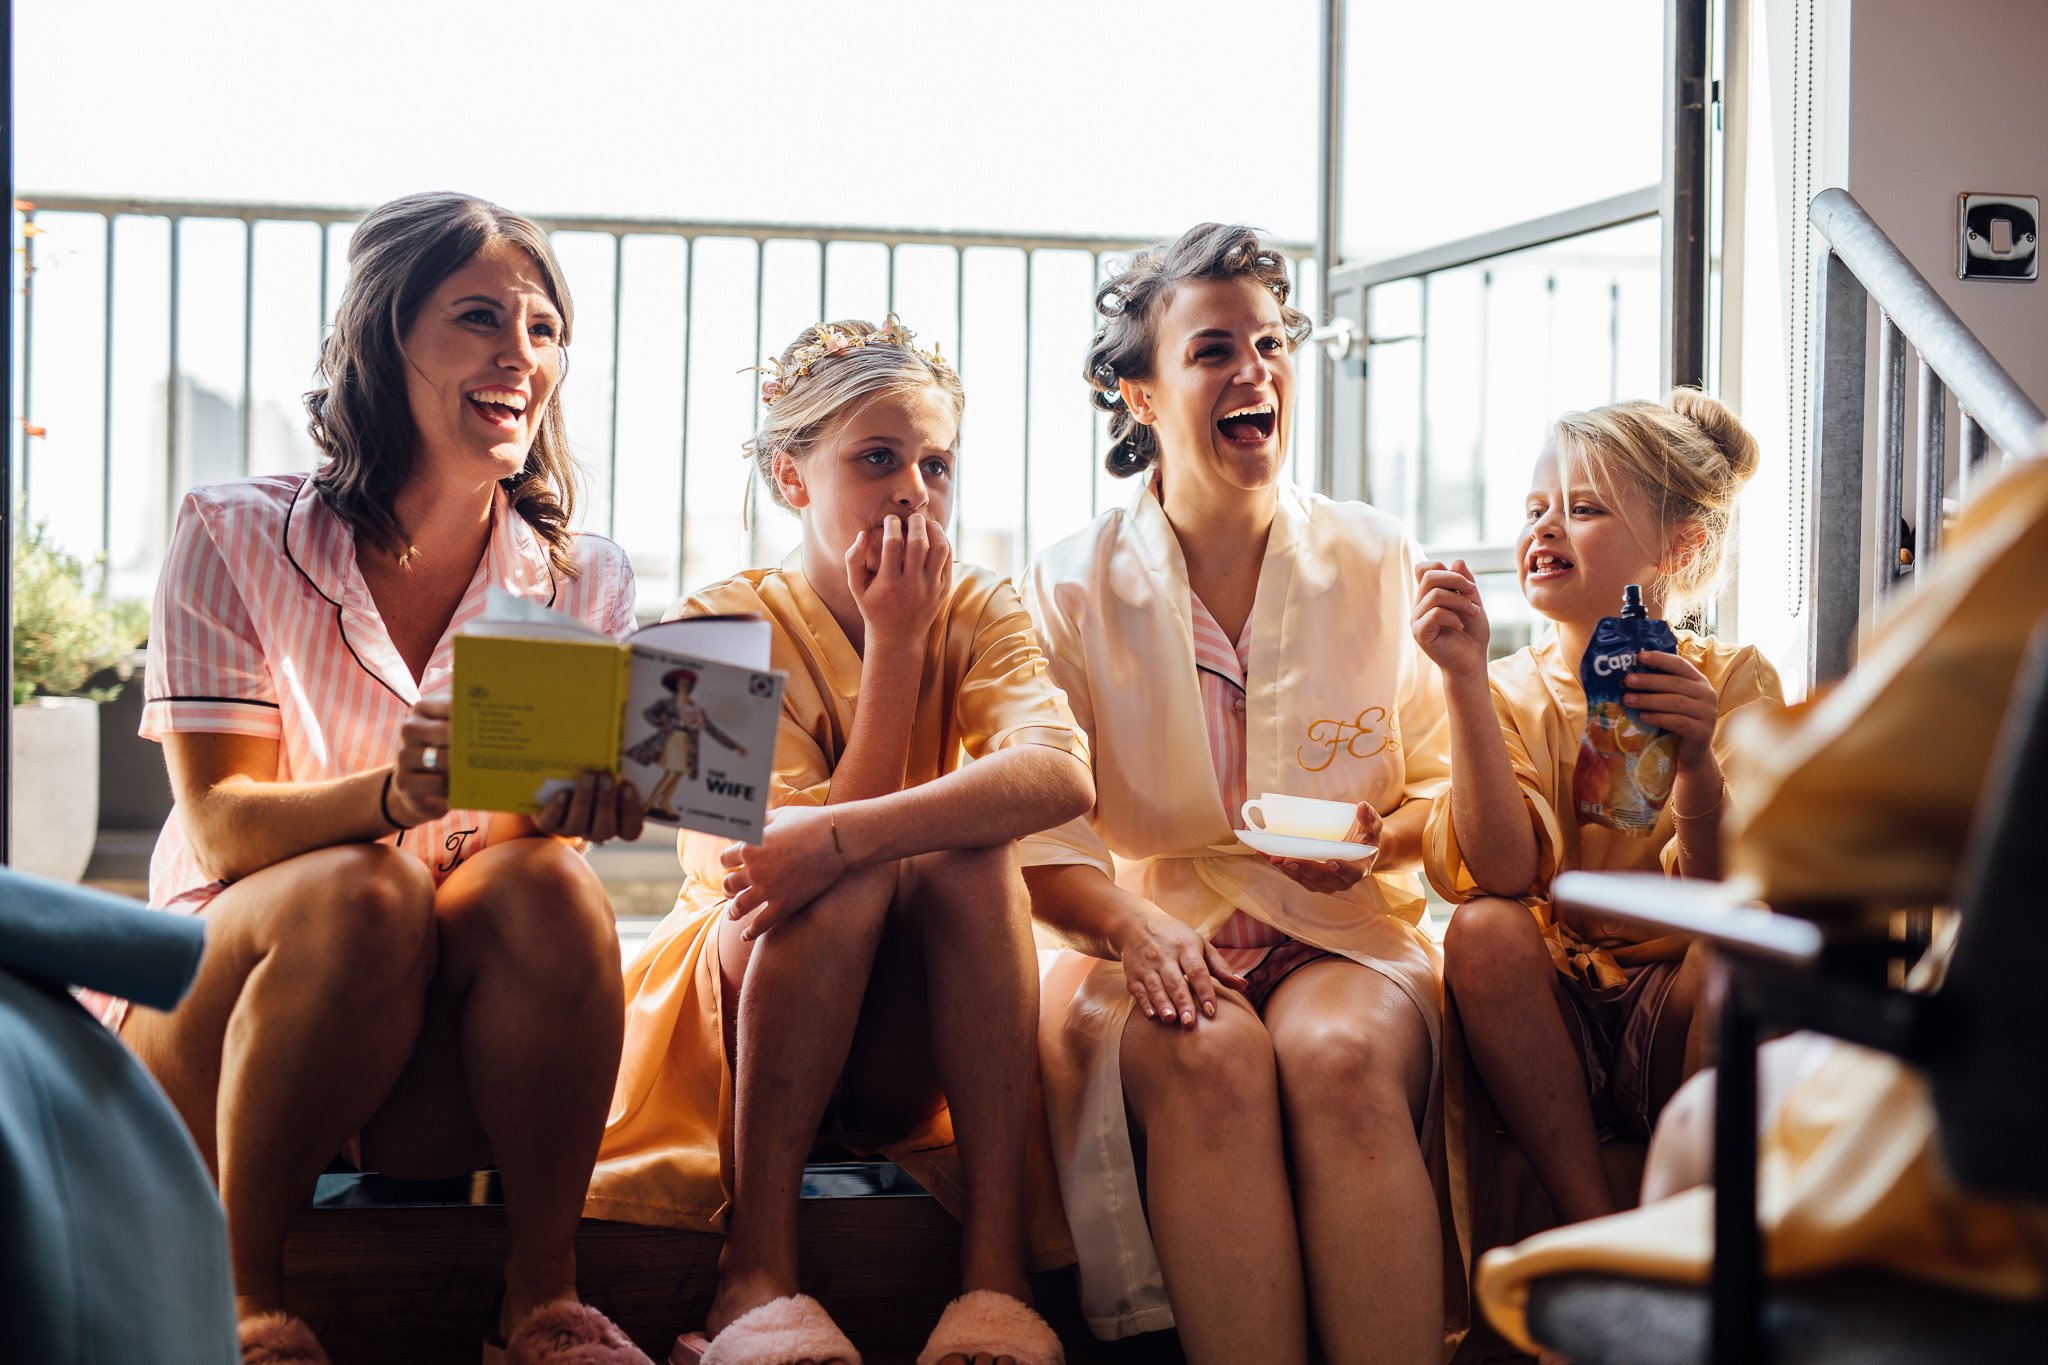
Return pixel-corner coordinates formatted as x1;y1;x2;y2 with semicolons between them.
9;508;150;703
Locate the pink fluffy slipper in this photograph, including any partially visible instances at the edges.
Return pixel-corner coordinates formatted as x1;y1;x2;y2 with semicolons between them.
498;1300;654;1364
671;1293;861;1365
237;1312;332;1365
915;1291;1063;1365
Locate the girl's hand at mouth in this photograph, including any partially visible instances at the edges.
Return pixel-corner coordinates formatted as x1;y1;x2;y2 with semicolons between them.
846;511;953;650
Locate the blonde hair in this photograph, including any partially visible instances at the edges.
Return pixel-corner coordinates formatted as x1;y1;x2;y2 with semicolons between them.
1551;388;1761;618
742;318;965;514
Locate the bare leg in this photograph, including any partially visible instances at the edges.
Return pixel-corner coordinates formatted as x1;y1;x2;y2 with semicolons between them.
359;838;625;1335
1641;1033;1839;1203
1644;940;1711;1120
828;849;1043;1365
1264;960;1439;1365
1120;995;1307;1365
902;846;1037;1303
708;863;899;1349
1640;1068;1717;1203
1445;897;1615;1224
119;844;438;1317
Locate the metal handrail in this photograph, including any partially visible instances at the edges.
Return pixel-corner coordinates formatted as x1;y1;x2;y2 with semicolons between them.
1326;186;1661;295
1806;189;2044;688
1810;188;2044;453
11;193;1316;613
18;192;1311;262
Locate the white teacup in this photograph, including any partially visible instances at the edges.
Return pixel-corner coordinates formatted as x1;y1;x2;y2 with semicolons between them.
1240;792;1358;842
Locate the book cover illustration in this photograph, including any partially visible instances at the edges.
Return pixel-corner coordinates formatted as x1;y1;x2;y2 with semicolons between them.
451;589;785;843
616;634;782;841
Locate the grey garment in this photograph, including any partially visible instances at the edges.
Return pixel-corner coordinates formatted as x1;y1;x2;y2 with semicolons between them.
0;868;205;1011
0;868;236;1364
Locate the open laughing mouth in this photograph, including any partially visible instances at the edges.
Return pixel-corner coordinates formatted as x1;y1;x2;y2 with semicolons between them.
1217;402;1276;446
466;386;529;431
1526;551;1575;581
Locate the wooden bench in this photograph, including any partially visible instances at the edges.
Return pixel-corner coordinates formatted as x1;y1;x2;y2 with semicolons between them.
282;1164;1189;1365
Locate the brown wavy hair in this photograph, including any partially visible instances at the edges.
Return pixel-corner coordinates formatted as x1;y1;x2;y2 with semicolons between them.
305;191;581;576
1083;223;1312;479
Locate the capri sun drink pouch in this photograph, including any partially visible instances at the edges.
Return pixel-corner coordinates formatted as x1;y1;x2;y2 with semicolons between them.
1573;584;1680;834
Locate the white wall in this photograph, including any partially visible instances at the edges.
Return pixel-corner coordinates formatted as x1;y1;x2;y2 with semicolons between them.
1849;0;2048;415
1729;0;2046;696
1842;0;2048;662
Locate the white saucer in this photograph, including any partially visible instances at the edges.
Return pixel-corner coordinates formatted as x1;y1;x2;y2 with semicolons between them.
1234;829;1378;862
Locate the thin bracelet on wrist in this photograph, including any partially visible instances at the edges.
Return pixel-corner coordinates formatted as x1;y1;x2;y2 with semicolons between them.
828;807;846;858
379;768;417;832
1673;779;1726;821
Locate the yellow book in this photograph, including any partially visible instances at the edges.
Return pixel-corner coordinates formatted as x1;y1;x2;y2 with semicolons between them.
450;589;783;842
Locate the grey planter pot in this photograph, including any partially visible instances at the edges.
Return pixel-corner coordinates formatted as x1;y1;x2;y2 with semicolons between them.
10;697;101;882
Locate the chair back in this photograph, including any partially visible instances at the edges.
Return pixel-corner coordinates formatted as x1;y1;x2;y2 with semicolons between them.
1929;619;2048;1201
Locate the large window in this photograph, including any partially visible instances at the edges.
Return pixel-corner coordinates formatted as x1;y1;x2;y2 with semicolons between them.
1320;1;1702;652
1360;218;1662;653
1339;1;1666;267
1363;218;1663;547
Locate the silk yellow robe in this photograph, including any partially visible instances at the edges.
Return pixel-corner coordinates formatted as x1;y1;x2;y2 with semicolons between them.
1423;631;1786;984
585;557;1087;1269
1476;456;2048;1352
1420;631;1784;1356
1020;479;1454;1340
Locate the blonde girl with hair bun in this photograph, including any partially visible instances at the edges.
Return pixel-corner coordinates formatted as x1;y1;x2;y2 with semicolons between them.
1412;388;1784;1245
1556;388;1763;622
588;316;1090;1365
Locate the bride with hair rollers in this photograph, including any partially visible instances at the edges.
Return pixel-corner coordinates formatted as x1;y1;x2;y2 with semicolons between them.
588;316;1090;1365
1022;223;1454;1365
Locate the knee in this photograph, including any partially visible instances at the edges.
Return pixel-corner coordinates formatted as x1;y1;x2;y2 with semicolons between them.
908;844;1023;925
445;840;617;977
1443;896;1547;998
1126;1005;1278;1118
795;860;900;944
1641;1068;1716;1200
1275;1022;1426;1134
299;844;437;989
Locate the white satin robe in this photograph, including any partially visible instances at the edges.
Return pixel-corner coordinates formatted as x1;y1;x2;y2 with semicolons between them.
1020;479;1453;1339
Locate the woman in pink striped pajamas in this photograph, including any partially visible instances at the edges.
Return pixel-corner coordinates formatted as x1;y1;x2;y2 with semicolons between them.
102;193;655;1365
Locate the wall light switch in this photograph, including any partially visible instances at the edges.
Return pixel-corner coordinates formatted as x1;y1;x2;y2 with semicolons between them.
1958;194;2038;281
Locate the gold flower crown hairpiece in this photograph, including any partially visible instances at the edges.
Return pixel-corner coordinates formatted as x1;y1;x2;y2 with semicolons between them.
751;312;952;407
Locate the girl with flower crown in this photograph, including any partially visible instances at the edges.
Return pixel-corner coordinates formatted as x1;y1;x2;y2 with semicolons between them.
587;317;1090;1365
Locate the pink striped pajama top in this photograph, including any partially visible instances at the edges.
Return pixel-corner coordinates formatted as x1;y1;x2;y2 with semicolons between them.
92;473;635;1026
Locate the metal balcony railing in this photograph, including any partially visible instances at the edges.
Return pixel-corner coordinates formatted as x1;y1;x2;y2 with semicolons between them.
11;195;1314;617
1807;187;2047;684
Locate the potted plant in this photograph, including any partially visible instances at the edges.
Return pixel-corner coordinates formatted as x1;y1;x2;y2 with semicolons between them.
11;514;148;882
